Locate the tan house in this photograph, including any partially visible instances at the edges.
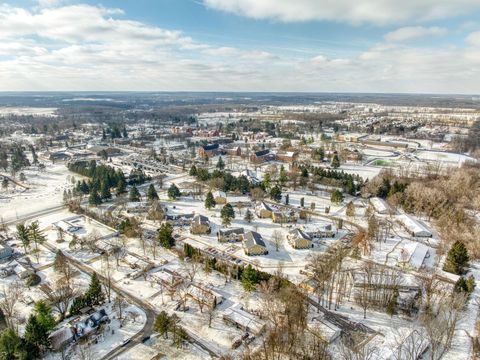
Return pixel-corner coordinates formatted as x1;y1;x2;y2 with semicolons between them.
243;231;268;256
287;229;313;249
272;210;296;224
190;215;211;234
213;191;227;205
256;201;273;218
218;228;244;243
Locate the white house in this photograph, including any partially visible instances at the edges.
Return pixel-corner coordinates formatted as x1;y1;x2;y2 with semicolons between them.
370;197;391;215
397;214;433;237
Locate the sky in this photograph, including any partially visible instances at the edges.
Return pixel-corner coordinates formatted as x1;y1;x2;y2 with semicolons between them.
1;0;480;93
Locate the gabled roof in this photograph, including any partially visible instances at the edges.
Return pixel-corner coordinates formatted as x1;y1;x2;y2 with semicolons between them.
192;214;210;226
219;227;244;236
243;231;266;248
257;201;273;211
254;149;270;157
289;228;311;240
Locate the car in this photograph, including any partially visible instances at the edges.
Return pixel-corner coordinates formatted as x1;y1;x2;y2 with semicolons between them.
141;336;151;343
121;338;131;347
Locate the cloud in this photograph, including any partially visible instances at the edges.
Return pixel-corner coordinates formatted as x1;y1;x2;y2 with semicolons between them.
466;31;480;47
384;26;447;42
203;0;480;25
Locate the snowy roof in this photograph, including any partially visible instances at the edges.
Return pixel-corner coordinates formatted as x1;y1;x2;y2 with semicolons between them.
289;228;311;240
222;304;265;335
370;197;390;214
400;242;430;269
243;231;266;248
397;214;432;237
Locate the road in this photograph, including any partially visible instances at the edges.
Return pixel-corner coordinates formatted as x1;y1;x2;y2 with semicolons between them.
4;204;67;225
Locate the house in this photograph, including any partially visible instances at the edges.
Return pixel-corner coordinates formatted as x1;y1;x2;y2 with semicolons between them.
398;242;431;270
305;224;335;239
397;214;433;237
198;143;220;158
275;151;298;163
187;283;223;308
272;210;296;224
311;317;341;344
0;245;13;261
49;327;75;351
250;149;271;163
213;191;227;205
218;228;244;243
287;229;313;249
222;304;266;335
164;214;194;226
190;215;211;235
73;308;109;338
256;201;273;218
370;197;391;215
242;231;268;256
53;220;82;234
224;146;242;157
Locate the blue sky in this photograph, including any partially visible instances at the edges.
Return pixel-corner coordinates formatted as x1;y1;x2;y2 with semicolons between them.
1;0;480;93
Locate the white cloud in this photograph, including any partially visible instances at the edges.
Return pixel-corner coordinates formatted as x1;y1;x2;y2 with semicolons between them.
466;31;480;47
384;26;447;42
203;0;480;25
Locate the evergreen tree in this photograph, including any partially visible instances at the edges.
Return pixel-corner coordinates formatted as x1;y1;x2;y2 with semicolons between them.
300;197;305;207
285;193;289;205
154;311;170;339
386;291;398;317
241;265;258;292
330;190;344;204
34;301;56;332
122;126;128;138
100;181;111;200
204;191;216;210
116;177;126;195
216;156;225;170
279;166;288;186
85;273;105;306
24;314;48;351
220;203;235;226
269;185;282;202
158;223;175;249
0;328;22;360
88;189;102;206
263;173;271;190
102;128;106;140
331;154;340;169
167;183;180;200
444;241;469;274
244;209;253;223
16;223;30;254
129;186;141;202
147;184;159;201
189;165;197;177
28;222;46;262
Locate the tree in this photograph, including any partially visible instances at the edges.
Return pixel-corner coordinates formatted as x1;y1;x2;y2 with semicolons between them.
167;183;181;200
216;156;225;170
346;201;355;218
285;193;289;205
269;186;282;202
34;300;56;332
16;223;30;255
331;154;340;168
146;184;159;202
1;179;8;190
40;280;77;321
300;197;305;208
204;191;216;210
279;166;288;186
129;186;141;202
24;314;49;352
220;203;235;226
116;177;126;195
88;189;102;206
0;282;23;329
28;221;46;263
0;328;22;360
154;311;170;339
241;265;258;292
85;273;105;306
444;241;469;274
100;181;111;200
158;223;175;249
244;209;253;223
330;190;344;204
189;165;197;177
272;230;283;252
263;173;271;190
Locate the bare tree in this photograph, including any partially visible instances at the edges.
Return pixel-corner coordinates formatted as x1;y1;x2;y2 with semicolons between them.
272;230;283;252
101;254;114;303
0;282;24;328
40;280;78;321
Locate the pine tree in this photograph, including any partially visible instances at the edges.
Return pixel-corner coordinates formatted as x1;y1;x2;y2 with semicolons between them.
16;223;30;254
129;186;141;202
331;154;340;168
147;184;159;201
116;177;126;195
158;223;175;249
330;190;344;204
241;265;258;292
220;203;235;226
269;185;282;202
24;314;49;351
285;193;289;205
279;166;288;186
216;156;225;170
154;311;170;339
443;241;469;274
189;165;197;177
100;181;111;200
167;183;181;200
0;327;22;360
28;221;46;262
244;209;253;223
34;300;56;332
300;197;305;207
89;189;102;206
204;191;216;209
86;272;105;306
